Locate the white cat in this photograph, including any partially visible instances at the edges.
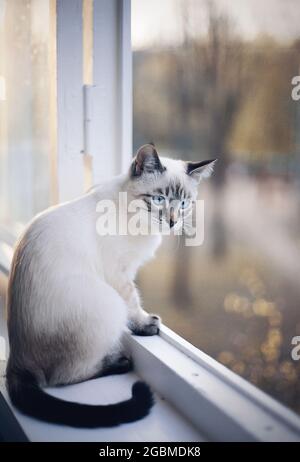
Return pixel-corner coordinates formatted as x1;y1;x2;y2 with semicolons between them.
6;144;215;427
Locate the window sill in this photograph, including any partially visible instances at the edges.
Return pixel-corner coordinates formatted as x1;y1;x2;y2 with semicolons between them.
1;233;300;442
125;325;300;442
1;325;300;442
0;357;203;442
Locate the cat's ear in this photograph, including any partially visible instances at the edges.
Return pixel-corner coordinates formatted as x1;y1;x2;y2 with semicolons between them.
186;159;217;182
131;144;166;177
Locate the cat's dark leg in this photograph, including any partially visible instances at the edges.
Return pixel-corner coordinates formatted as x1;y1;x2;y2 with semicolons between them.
90;353;133;379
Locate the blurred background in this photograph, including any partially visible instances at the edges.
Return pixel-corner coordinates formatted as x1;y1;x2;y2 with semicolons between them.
0;0;53;228
0;0;300;417
0;0;53;351
132;0;300;414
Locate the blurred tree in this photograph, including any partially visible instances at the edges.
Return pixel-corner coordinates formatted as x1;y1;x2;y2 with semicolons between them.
171;1;248;304
171;1;194;306
191;2;247;256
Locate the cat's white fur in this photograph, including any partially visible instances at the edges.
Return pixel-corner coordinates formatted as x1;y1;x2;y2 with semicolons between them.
7;150;215;387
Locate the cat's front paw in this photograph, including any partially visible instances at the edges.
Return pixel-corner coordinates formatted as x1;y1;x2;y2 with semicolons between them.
129;314;161;336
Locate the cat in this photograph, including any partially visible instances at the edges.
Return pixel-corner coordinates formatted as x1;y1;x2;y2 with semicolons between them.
6;143;215;428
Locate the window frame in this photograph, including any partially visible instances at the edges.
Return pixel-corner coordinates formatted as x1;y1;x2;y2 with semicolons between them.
53;0;132;202
125;326;300;442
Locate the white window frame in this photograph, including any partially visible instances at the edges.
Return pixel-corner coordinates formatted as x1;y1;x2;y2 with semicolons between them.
1;0;300;442
53;0;132;202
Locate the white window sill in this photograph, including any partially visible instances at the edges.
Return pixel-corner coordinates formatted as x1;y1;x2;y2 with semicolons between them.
1;232;300;442
126;325;300;442
1;325;300;442
0;358;204;442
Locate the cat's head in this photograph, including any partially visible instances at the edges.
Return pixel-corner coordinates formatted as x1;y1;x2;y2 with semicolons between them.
127;143;216;233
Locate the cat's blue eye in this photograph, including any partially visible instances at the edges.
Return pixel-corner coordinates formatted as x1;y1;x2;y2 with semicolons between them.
181;199;190;209
152;195;165;206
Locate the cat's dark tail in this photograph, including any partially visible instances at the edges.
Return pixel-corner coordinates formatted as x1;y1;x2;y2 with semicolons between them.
6;368;154;428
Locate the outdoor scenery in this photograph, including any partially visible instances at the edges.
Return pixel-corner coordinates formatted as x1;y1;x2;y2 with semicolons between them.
133;0;300;414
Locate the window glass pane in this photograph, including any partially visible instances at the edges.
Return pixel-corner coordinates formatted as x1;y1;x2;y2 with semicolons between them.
0;0;53;229
132;0;300;415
